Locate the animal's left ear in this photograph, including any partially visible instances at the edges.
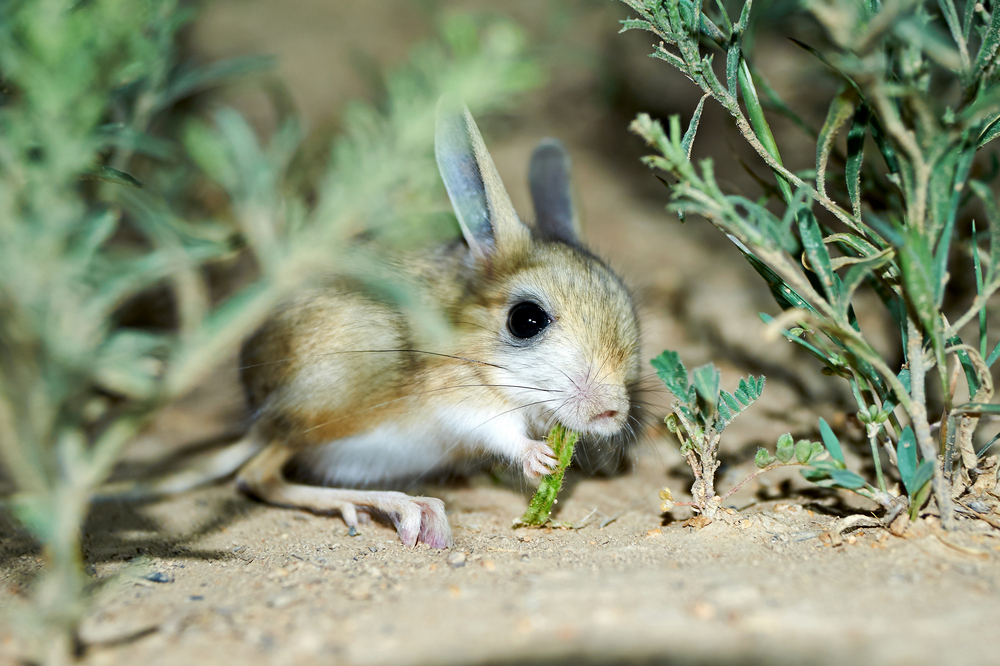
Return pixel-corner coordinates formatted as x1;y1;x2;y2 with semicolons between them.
528;138;581;245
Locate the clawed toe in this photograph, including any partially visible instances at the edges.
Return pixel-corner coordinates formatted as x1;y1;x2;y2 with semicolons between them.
522;440;558;478
415;498;453;549
330;494;452;548
388;496;453;548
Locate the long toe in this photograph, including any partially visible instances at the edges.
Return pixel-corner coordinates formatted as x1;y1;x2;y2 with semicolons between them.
416;498;453;549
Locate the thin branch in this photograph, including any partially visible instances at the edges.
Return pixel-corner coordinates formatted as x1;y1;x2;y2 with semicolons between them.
945;278;1000;338
908;317;956;527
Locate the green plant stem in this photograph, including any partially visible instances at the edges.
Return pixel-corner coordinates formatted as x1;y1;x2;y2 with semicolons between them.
721;461;801;500
907;317;955;527
945;277;1000;338
517;425;578;526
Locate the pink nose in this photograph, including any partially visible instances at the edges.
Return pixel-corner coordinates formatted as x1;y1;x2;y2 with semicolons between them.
592;410;618;421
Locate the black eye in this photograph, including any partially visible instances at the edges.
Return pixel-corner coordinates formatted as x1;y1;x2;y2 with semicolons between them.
507;301;551;339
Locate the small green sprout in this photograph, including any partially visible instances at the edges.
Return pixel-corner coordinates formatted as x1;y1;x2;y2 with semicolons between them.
653;348;765;517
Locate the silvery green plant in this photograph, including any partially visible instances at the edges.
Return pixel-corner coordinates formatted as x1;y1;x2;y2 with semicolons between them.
0;1;540;662
622;0;1000;527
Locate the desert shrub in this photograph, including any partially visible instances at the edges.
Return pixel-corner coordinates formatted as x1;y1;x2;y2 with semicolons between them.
618;0;1000;523
0;1;540;662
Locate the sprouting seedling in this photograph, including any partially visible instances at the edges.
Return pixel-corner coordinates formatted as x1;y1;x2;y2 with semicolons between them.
652;349;764;517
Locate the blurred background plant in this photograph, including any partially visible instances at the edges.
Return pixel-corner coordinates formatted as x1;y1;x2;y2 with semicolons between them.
0;0;540;662
623;0;1000;528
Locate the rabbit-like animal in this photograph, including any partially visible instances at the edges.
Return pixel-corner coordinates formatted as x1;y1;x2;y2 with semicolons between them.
235;101;641;548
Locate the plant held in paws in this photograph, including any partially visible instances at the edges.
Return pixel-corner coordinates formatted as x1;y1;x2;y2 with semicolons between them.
516;424;579;527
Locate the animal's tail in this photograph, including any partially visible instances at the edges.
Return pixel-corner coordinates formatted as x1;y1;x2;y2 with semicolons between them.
93;433;265;501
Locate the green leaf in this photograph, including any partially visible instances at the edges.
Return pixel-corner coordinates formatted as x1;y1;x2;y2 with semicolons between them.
183;119;238;191
159;55;276;108
83;165;144;188
93;330;170;400
930;158;965;304
818;417;844;464
776;433;795;463
898;225;939;332
794;439;813;463
816;87;859;198
726;35;741;98
738;61;793;203
969;181;1000;283
897;425;919;493
946;335;980;397
739;376;762;401
692;363;721;416
651;350;690;402
797;210;837;301
809;440;825;462
801;467;829;482
717;400;733;421
721;390;741;413
755;447;774;468
953;402;1000;415
734;0;753;32
845;104;870;219
880;367;911;415
681;94;710;160
973;221;987;358
978;113;1000;148
909;461;934;498
740;249;819;315
619;18;655;33
827;468;867;489
716;375;764;429
826;232;883;258
68;209;118;262
972;3;1000;83
987;340;1000;368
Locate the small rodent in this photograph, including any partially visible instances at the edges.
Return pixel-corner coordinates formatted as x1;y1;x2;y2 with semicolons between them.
235;101;642;548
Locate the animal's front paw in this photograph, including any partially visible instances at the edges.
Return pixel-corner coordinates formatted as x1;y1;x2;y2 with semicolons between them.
522;439;558;478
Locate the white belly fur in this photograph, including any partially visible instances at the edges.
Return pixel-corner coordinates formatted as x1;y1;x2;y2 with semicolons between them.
300;406;530;487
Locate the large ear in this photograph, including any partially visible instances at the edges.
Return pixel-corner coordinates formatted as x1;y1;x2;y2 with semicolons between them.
528;138;580;245
435;98;529;264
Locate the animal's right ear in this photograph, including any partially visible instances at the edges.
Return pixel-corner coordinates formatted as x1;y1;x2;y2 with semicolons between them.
435;97;529;265
529;138;580;245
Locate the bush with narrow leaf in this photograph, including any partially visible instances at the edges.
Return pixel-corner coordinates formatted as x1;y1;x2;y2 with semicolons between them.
622;0;1000;527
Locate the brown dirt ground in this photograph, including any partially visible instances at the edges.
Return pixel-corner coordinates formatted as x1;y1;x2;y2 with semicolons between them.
3;2;1000;665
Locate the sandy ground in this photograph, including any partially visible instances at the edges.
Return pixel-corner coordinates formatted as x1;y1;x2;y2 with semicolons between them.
3;2;1000;664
